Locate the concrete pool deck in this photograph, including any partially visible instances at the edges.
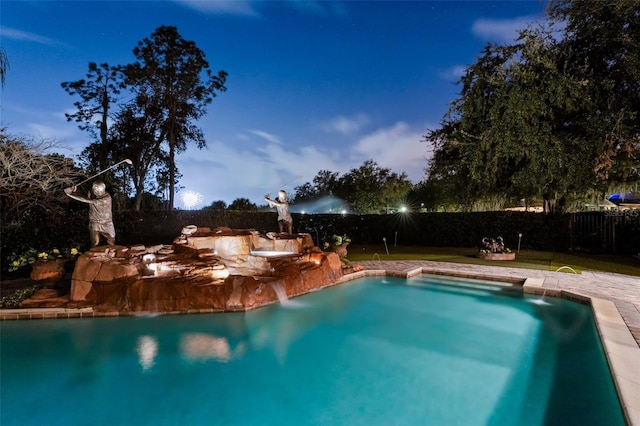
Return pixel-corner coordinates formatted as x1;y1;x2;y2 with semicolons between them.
1;261;638;424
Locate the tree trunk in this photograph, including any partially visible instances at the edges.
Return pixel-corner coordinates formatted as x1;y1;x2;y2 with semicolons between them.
100;90;109;170
168;143;175;210
134;186;143;211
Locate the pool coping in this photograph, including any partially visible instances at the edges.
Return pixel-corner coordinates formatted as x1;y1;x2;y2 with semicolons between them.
1;267;638;425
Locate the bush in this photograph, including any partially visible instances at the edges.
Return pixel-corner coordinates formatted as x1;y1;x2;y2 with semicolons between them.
2;208;636;279
0;285;40;309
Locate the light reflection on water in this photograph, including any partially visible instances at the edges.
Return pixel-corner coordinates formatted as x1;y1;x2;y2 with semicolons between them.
136;335;158;371
179;333;246;363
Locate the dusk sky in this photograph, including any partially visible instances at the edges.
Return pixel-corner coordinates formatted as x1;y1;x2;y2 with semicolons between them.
1;1;548;208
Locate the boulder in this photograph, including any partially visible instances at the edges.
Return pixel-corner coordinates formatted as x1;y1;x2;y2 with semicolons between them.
67;229;343;313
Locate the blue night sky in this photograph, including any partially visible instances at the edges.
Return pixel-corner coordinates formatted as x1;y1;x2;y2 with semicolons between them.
1;1;547;207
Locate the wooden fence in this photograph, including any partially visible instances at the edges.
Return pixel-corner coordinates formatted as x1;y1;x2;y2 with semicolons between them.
570;211;640;254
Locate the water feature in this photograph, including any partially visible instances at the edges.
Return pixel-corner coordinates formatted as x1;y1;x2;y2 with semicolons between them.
269;281;289;303
56;227;341;313
290;195;349;214
529;287;553;306
0;275;624;425
555;265;579;274
250;250;298;258
528;266;579;306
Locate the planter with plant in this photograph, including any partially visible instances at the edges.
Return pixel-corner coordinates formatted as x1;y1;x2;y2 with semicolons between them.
323;234;351;259
7;247;80;286
477;236;515;260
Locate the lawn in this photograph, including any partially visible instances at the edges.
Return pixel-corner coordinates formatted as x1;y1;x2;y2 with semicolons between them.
346;245;640;277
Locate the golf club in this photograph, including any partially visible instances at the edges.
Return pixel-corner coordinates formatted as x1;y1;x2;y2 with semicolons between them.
280;175;303;189
76;159;133;187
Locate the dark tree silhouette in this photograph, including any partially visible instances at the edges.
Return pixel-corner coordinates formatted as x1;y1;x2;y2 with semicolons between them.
124;26;227;210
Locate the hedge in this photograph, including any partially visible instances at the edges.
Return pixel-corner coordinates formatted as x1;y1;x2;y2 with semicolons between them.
4;209;637;278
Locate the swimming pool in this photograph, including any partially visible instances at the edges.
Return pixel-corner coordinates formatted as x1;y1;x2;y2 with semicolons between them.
0;275;624;425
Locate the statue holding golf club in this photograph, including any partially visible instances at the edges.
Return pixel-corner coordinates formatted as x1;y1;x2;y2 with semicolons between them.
265;190;292;234
64;159;132;246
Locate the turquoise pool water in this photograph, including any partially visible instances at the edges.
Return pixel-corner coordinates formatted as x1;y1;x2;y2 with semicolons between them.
0;275;624;425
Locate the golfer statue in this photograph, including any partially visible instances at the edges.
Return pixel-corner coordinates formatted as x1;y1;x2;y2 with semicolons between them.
264;190;293;234
65;181;116;246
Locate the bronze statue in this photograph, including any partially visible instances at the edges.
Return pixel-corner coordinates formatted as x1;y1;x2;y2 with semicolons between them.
65;181;116;246
265;190;293;234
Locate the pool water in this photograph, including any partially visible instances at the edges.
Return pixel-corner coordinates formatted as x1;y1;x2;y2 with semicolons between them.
0;275;624;425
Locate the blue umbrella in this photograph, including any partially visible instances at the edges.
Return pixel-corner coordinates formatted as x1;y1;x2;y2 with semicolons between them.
608;192;639;204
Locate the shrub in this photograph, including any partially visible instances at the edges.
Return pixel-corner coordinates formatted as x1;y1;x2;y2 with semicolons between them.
0;285;40;309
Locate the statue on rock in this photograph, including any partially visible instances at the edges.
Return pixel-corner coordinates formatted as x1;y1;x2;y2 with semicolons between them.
65;180;116;246
264;190;292;234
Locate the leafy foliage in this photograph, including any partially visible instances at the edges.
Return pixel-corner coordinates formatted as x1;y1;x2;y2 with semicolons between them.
0;285;40;309
425;1;640;212
7;247;80;272
61;62;123;170
228;198;258;211
479;236;511;254
548;0;640;183
322;234;351;250
204;200;228;210
124;25;228;210
293;160;412;214
60;26;228;211
107;103;169;211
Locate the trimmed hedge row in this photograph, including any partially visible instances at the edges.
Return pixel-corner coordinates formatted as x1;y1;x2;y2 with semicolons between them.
296;211;570;251
5;209;637;278
112;210;571;251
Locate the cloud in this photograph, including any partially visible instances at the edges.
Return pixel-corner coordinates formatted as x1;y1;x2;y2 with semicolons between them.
287;0;348;17
248;129;283;145
471;16;537;43
438;65;467;81
318;113;371;135
257;143;341;178
13;116;430;206
172;0;346;17
171;0;258;16
178;122;435;204
351;122;433;182
177;137;343;204
1;103;83;147
0;26;63;46
0;101;93;160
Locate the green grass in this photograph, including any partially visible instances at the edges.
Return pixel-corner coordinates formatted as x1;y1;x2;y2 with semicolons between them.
346;245;640;277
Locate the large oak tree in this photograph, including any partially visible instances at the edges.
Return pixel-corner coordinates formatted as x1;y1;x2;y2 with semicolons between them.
425;0;639;212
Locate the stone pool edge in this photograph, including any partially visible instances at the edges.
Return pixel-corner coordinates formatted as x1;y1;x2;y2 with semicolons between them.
2;267;638;425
